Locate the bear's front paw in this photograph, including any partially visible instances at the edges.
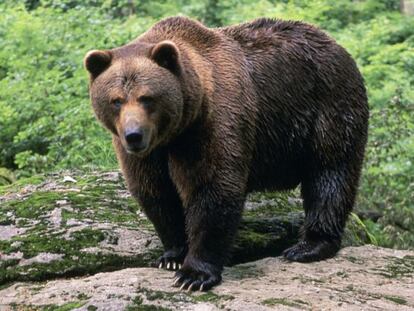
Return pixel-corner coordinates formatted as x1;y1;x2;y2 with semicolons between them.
172;256;222;291
283;238;340;262
155;246;187;271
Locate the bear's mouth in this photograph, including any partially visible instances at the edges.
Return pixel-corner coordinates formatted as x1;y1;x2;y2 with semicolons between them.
122;127;154;157
124;136;153;157
125;143;151;156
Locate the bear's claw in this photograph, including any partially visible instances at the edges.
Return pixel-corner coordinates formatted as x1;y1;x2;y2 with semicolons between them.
155;246;187;271
172;258;222;291
157;259;181;270
283;239;340;262
173;274;214;292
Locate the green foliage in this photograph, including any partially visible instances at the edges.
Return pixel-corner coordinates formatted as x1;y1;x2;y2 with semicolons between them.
335;14;414;107
359;95;414;249
0;0;413;249
0;168;15;186
0;4;121;174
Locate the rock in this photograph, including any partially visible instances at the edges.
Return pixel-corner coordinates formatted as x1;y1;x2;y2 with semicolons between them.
63;176;77;183
0;225;27;241
19;253;64;267
0;246;413;310
0;171;369;286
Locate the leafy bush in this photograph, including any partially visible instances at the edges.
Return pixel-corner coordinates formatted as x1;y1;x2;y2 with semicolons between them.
358;94;414;249
0;4;154;175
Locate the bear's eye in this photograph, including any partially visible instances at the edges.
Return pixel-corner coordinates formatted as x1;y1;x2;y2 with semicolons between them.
139;96;154;109
111;98;123;108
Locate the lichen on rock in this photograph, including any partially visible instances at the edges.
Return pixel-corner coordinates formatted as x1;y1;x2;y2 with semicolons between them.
0;171;161;286
1;246;413;310
0;170;384;310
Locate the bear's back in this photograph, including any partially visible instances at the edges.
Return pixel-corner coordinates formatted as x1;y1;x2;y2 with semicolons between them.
219;18;333;48
219;18;364;107
218;18;343;83
136;16;223;51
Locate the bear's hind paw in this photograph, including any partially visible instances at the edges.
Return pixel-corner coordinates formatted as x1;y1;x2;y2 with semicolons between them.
283;239;340;262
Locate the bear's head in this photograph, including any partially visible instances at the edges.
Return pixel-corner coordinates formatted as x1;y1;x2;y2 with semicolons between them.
84;40;197;157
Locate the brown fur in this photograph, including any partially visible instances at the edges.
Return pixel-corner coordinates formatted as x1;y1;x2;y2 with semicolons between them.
85;16;369;291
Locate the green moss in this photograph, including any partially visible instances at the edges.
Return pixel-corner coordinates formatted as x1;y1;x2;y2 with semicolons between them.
125;296;172;311
379;255;414;279
61;186;143;227
0;241;13;254
73;174;102;187
43;301;87;311
136;287;189;303
193;292;234;303
77;293;90;300
8;301;87;311
293;299;309;305
0;171;162;285
383;295;407;305
0;225;158;285
127;290;233;310
350;291;408;306
245;191;302;219
13;227;105;259
2;251;157;286
0;216;14;225
343;213;374;247
244;193;368;249
226;264;264;280
262;298;306;308
135;287;234;306
30;285;45;294
87;306;98;311
2;171;141;226
143;290;168;301
2;191;62;219
0;175;45;196
236;229;274;249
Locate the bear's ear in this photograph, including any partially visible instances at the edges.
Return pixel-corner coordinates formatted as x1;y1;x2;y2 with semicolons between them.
84;50;112;79
150;41;181;74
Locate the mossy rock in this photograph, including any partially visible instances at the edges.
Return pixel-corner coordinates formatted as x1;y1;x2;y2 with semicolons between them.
0;170;369;286
0;171;161;286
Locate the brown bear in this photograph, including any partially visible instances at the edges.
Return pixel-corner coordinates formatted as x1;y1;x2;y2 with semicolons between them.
84;16;368;291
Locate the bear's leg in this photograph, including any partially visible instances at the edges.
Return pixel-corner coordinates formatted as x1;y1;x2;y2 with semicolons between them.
115;144;187;271
138;186;187;271
173;187;245;291
283;165;358;262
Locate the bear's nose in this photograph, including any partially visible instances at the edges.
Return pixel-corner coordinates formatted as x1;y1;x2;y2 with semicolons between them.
125;128;143;147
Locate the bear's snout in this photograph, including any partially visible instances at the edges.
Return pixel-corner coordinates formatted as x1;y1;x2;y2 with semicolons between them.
125;127;143;146
124;126;149;154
